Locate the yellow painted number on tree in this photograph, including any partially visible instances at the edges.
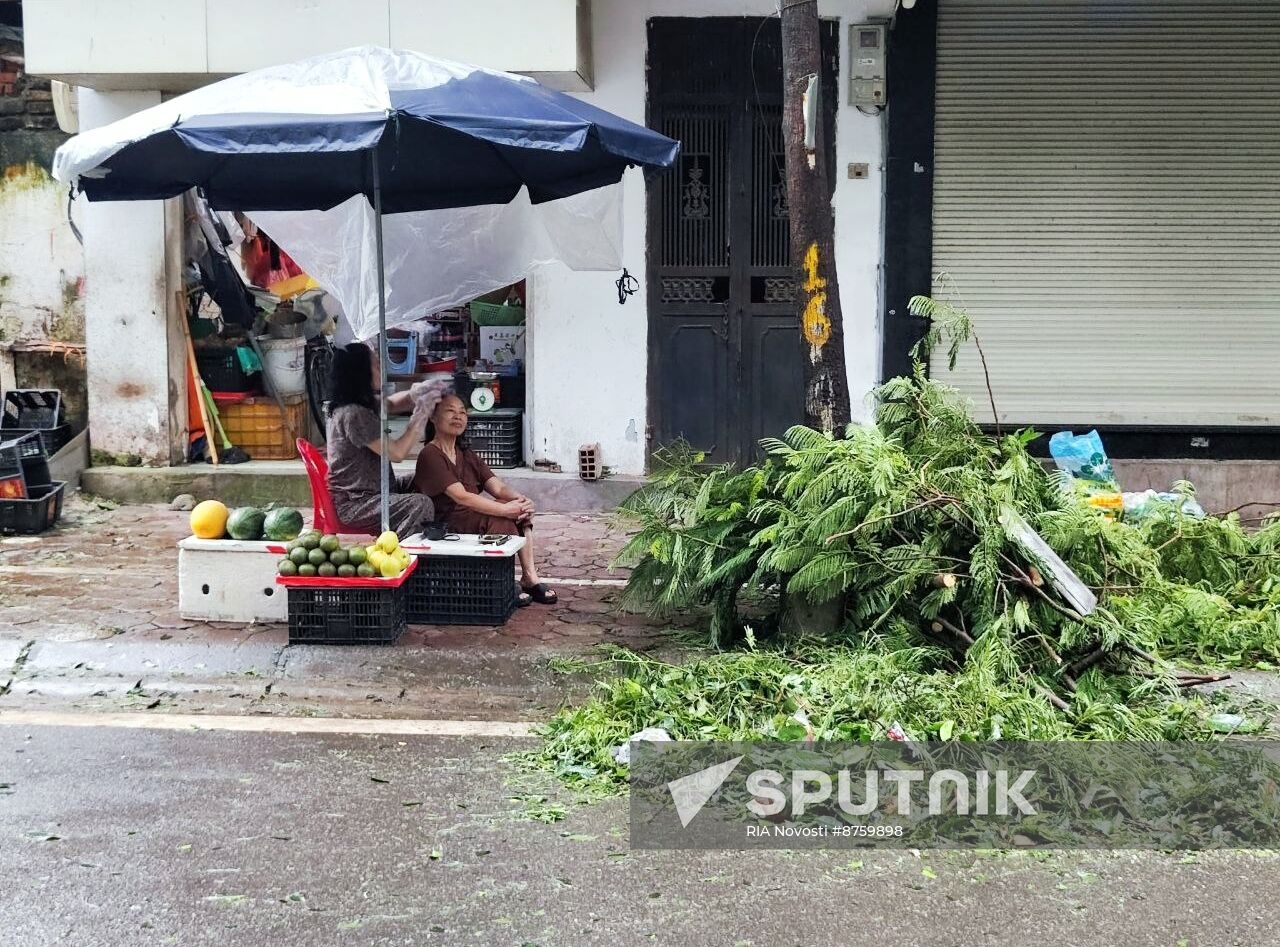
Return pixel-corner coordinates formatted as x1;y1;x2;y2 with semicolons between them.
801;242;830;349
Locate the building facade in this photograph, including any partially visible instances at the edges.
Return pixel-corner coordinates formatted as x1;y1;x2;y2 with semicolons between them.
0;3;86;433
14;0;1280;497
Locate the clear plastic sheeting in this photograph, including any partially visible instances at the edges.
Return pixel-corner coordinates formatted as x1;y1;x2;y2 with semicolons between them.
249;183;622;341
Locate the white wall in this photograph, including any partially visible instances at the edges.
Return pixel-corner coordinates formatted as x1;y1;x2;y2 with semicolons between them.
78;89;185;465
0;162;84;345
25;0;591;91
529;0;893;476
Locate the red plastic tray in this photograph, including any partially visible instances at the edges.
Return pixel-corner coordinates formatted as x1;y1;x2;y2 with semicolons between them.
211;391;254;405
275;553;417;589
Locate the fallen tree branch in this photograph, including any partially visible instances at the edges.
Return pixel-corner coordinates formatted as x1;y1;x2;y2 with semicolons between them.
1123;642;1162;666
930;615;975;646
1066;646;1109;678
1035;634;1063;666
1213;500;1280;517
1035;684;1072;713
1000;553;1088;624
1013;574;1087;624
825;496;948;545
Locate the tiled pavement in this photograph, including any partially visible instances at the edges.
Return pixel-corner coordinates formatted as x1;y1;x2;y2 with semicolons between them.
0;496;692;720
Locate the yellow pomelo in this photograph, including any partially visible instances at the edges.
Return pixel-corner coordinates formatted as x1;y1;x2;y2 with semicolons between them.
190;500;229;539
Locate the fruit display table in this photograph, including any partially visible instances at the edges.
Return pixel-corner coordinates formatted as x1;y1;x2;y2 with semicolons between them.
177;536;291;623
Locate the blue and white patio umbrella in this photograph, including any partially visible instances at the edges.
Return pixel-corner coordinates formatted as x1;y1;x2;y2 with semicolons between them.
54;46;679;531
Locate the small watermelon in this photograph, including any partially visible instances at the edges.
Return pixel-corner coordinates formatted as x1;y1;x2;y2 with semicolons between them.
226;507;266;541
263;507;305;542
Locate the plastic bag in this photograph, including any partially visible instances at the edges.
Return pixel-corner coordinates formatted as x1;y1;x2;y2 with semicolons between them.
1049;429;1117;489
408;377;454;415
249;183;623;342
1049;429;1123;519
1122;489;1206;523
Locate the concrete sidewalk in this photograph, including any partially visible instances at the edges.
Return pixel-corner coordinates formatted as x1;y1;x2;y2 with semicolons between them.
81;461;645;512
0;496;687;721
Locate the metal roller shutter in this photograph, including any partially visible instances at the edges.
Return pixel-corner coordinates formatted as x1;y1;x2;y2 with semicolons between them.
931;0;1280;427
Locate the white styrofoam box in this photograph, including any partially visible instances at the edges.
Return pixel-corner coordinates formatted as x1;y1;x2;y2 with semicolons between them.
177;537;289;623
400;533;526;558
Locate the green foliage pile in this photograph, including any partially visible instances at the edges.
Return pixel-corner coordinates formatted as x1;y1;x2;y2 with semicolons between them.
528;368;1280;792
619;366;1280;667
532;642;1230;795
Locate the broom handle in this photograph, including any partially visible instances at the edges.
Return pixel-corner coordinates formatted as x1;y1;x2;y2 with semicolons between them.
181;306;219;465
202;385;233;447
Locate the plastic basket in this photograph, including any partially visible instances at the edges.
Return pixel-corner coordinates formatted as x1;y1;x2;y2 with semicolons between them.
1;432;49;489
3;430;45;464
219;395;306;460
195;347;260;393
385;336;418;376
499;373;525;409
2;389;64;431
279;558;415;645
407;554;516;625
0;437;26;499
464;409;523;468
469;301;525;327
6;424;72;456
0;481;65;534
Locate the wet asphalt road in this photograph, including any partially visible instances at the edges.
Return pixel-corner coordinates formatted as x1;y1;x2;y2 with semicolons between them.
4;724;1280;947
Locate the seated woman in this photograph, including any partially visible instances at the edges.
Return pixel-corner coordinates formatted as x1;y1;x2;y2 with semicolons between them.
326;343;437;536
413;394;557;606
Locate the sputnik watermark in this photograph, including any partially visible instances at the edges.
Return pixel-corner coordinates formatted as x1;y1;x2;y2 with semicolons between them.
666;755;744;827
630;741;1280;850
744;767;1036;819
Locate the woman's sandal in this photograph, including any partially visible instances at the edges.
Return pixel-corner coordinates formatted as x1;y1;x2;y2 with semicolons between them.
516;590;533;608
521;582;558;605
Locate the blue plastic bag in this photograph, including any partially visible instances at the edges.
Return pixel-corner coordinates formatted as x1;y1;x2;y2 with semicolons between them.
1048;429;1117;490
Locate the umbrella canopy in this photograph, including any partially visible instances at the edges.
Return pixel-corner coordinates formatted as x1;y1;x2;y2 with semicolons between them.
53;46;678;536
53;45;679;211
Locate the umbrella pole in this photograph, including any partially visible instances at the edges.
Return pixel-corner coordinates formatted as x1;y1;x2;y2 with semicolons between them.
370;151;391;535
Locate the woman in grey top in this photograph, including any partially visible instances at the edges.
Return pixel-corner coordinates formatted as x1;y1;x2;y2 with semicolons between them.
325;343;436;536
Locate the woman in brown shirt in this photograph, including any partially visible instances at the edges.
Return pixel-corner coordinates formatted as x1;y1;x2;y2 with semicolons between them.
414;394;557;606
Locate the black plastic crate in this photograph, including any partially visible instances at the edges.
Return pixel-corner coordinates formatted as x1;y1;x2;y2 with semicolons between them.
0;481;65;534
1;432;48;489
7;424;72;456
407;554;517;626
2;389;63;430
21;456;51;490
464;408;523;469
286;585;407;645
194;347;260;393
4;430;45;462
0;437;25;499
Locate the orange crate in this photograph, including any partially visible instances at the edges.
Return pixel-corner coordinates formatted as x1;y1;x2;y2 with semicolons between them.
217;395;306;460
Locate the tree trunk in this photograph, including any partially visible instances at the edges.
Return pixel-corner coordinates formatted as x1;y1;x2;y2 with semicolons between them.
780;0;852;436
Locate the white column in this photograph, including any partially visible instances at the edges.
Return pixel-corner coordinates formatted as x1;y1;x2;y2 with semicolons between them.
77;89;186;466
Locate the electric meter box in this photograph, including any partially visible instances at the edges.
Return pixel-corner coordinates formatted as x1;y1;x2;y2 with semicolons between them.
849;23;887;107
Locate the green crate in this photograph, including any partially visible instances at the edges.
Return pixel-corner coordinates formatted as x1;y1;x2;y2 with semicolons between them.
469;301;525;327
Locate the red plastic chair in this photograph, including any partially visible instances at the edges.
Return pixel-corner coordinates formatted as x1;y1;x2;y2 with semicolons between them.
297;438;365;535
